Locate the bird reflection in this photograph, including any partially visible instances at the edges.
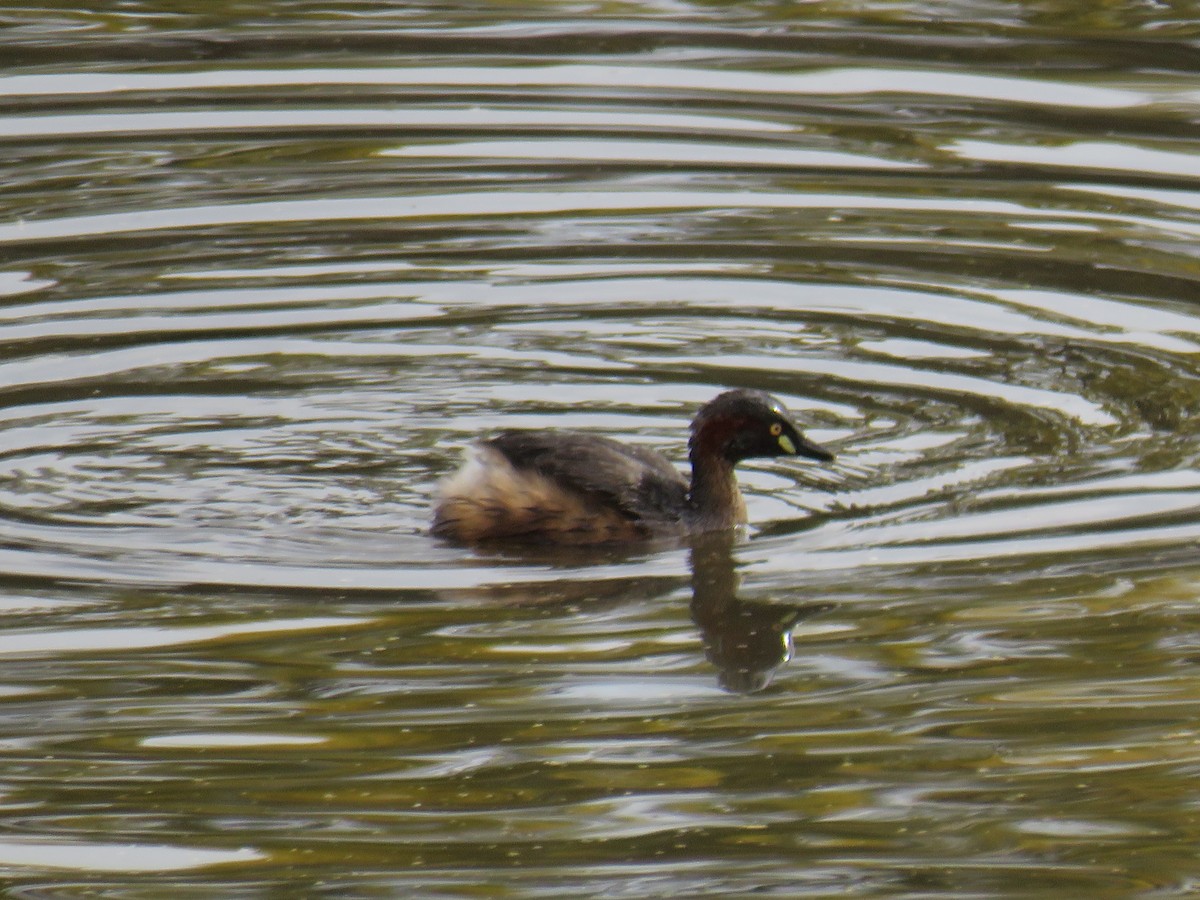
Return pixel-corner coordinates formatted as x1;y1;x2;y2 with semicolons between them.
441;534;831;693
688;533;833;693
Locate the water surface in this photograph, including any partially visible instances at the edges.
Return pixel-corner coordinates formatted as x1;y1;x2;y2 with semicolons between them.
1;2;1199;895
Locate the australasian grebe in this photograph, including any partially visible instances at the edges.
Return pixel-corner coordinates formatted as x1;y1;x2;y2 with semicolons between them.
431;388;833;544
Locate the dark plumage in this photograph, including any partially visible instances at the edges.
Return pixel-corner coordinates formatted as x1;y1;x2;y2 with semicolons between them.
431;389;833;544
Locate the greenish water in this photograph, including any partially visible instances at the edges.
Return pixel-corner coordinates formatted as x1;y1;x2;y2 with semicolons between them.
1;1;1199;896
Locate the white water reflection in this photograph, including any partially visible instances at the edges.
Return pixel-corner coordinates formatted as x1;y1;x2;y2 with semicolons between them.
0;65;1159;109
952;139;1200;178
0;270;53;296
0;616;363;656
6;189;1199;245
756;522;1200;573
384;138;919;169
142;733;327;748
648;352;1116;425
1065;183;1200;210
0;840;261;872
0;107;794;138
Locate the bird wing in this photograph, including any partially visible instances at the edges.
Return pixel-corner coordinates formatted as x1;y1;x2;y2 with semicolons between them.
483;430;688;527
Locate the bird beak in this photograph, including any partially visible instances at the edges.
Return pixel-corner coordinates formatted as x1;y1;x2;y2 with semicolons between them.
782;430;834;462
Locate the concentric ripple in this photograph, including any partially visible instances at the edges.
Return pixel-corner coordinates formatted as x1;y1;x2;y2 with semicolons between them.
0;252;1195;588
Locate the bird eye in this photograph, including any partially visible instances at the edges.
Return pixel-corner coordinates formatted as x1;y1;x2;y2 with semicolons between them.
769;423;782;436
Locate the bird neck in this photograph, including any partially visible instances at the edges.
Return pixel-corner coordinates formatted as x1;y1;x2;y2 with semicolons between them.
686;447;747;530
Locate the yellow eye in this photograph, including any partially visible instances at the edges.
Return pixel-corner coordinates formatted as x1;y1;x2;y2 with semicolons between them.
769;422;783;436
